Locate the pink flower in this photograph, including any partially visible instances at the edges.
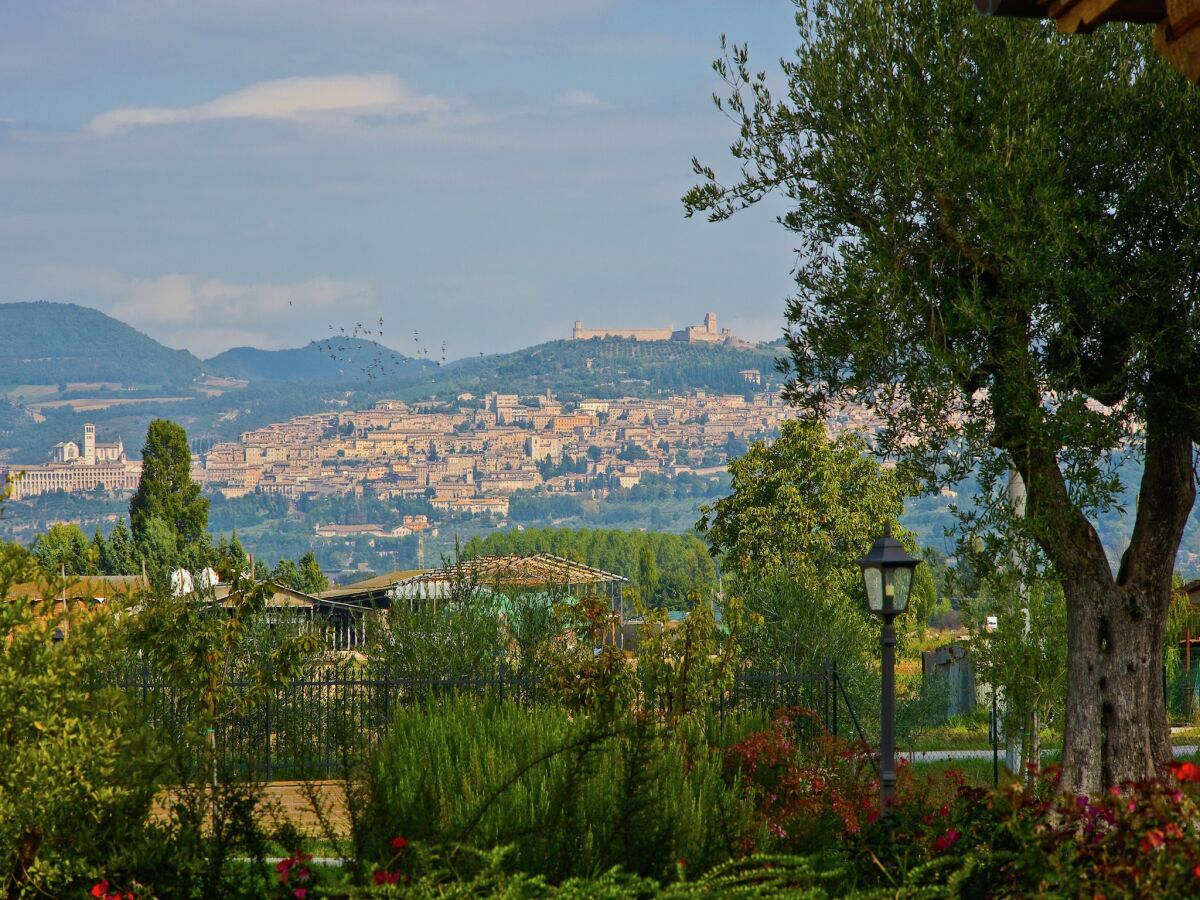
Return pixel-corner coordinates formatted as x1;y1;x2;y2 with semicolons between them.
293;890;308;900
932;828;960;853
374;870;401;885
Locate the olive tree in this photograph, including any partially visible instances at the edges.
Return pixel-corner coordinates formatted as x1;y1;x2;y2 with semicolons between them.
686;0;1200;792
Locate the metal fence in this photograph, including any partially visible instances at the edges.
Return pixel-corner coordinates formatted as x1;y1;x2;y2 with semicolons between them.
114;665;865;780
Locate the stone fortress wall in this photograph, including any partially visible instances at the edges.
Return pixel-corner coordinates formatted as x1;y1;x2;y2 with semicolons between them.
572;312;745;346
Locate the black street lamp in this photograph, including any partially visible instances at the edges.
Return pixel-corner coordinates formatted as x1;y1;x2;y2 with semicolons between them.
859;524;920;816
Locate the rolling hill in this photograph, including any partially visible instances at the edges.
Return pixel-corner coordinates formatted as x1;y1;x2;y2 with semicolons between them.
205;340;432;382
0;301;204;387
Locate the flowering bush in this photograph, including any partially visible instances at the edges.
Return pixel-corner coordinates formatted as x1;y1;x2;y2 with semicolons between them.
274;850;315;899
913;764;1200;896
726;706;907;852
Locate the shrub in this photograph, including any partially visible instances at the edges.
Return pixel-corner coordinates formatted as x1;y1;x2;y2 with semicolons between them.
355;696;760;883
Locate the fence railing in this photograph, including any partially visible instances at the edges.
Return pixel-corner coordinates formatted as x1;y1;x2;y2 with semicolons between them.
113;665;867;780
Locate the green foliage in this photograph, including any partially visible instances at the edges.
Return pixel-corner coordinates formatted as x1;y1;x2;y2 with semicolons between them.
371;592;509;679
129;419;210;553
700;420;909;584
356;696;759;884
737;573;877;673
966;574;1068;759
0;593;161;898
30;522;94;576
701;420;937;657
297;550;329;593
635;597;744;721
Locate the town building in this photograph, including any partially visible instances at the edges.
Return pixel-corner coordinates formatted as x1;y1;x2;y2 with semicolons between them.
3;424;140;500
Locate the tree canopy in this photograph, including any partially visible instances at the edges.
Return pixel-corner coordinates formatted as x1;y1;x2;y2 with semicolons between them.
129;419;209;553
699;419;937;662
686;0;1200;792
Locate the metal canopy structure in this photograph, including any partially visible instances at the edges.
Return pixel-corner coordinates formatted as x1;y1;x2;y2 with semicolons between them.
406;553;628;590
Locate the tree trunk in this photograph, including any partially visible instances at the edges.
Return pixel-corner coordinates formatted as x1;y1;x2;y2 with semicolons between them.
1049;427;1193;796
1014;416;1193;796
1060;575;1171;795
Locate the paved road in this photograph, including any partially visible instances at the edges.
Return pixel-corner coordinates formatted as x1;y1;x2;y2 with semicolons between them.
907;745;1200;763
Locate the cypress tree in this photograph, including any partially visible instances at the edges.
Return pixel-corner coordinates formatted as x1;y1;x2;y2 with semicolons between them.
129;419;209;553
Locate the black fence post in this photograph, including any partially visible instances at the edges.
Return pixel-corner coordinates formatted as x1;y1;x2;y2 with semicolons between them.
832;659;839;739
991;689;999;789
264;689;273;782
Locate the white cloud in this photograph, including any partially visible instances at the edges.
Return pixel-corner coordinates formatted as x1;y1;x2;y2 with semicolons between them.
36;266;380;357
87;74;448;136
555;89;607;109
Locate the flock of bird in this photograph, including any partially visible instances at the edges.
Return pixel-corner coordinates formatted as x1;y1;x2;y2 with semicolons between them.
314;318;449;383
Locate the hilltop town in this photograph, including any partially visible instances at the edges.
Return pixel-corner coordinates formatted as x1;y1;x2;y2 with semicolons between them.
196;389;827;521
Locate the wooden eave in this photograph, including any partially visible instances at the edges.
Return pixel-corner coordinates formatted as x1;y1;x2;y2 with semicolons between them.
976;0;1200;82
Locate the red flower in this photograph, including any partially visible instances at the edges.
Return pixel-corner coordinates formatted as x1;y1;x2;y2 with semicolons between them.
1194;862;1200;878
276;860;292;875
676;858;686;868
1171;761;1200;783
1141;829;1166;852
932;828;960;853
91;882;110;899
390;835;409;851
293;890;308;900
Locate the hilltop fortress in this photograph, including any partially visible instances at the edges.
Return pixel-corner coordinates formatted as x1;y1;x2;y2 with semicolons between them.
572;312;751;347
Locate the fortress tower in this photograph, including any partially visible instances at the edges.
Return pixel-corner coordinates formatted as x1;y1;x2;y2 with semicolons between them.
83;423;96;466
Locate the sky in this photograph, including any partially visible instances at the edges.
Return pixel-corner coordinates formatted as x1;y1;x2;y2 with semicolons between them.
0;1;801;361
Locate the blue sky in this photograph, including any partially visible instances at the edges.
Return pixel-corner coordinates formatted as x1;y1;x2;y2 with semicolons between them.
0;1;800;360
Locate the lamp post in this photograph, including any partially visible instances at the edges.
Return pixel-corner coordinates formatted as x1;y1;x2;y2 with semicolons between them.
859;524;920;816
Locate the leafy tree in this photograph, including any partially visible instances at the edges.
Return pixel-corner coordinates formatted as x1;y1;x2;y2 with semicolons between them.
700;420;936;660
270;558;302;590
100;520;138;575
686;0;1200;792
298;551;329;594
968;573;1068;786
637;545;659;605
138;517;178;586
130;419;209;553
31;523;94;577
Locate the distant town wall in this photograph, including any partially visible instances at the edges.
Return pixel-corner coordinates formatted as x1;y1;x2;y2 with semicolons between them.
572;312;746;346
571;322;673;341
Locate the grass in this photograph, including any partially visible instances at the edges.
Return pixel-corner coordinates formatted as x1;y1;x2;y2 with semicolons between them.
909;757;1019;791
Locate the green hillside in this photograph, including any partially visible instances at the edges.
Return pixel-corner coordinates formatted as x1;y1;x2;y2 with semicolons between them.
0;301;203;387
432;337;781;399
205;340;432;382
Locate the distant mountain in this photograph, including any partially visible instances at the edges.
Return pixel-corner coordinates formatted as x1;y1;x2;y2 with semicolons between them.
205;340;431;382
0;301;203;387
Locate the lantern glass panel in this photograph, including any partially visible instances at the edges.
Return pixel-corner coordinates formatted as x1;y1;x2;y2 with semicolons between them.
863;565;883;612
892;566;912;612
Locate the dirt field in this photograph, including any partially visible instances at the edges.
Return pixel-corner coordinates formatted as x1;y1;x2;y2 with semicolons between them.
156;780;353;838
258;780;353;837
27;396;192;412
